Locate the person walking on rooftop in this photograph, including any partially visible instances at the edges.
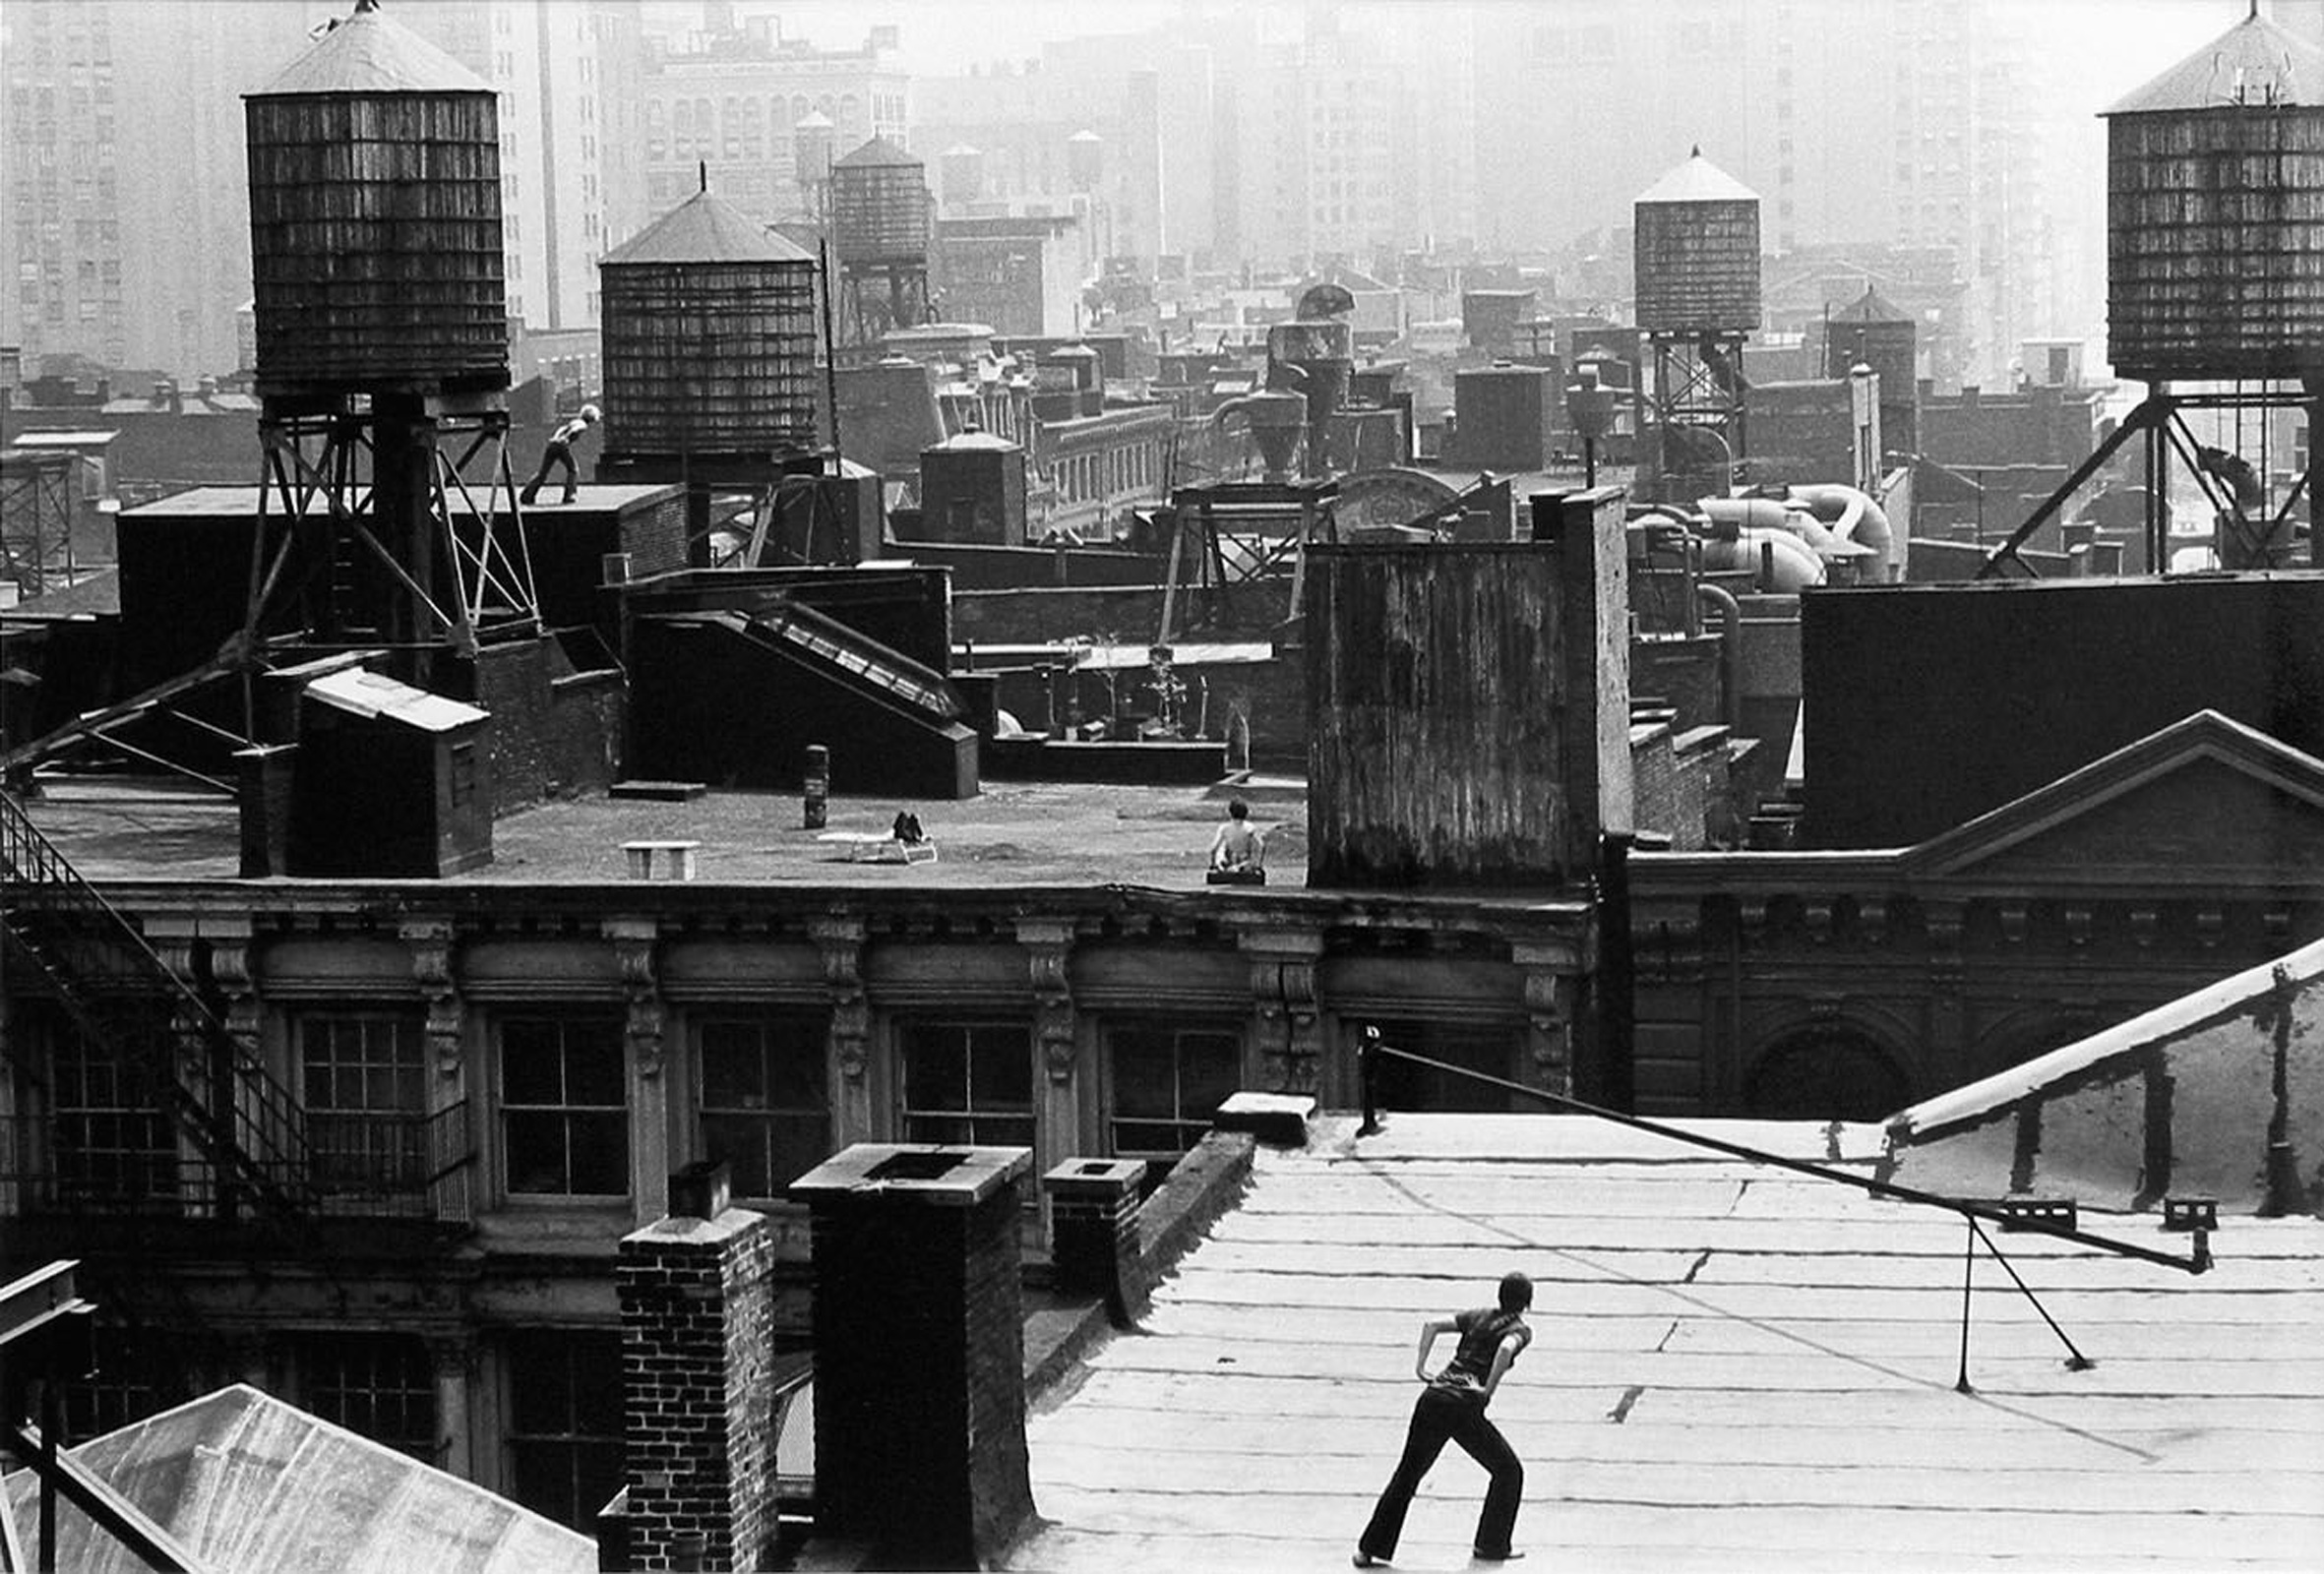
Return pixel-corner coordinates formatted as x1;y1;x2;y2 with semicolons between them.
520;403;598;506
1354;1271;1534;1567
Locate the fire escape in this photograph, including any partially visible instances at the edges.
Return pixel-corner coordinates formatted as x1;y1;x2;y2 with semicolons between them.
0;789;473;1237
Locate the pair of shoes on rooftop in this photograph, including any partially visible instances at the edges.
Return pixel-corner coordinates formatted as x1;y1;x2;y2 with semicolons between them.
1349;1552;1526;1567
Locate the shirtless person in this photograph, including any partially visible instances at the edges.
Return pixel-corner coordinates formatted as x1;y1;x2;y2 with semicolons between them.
1209;797;1264;874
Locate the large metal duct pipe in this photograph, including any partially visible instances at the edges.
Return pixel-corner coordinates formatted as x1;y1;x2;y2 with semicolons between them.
1697;526;1823;592
1697;496;1789;536
1211;390;1308;482
1693;579;1744;731
1790;482;1895;582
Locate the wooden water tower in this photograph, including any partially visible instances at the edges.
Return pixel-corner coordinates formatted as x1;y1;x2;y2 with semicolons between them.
241;0;537;669
595;181;830;561
1825;285;1919;455
830;136;932;344
1633;147;1760;502
1988;5;2324;575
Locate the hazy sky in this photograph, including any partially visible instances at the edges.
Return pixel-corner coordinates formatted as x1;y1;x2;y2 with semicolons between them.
739;0;2241;111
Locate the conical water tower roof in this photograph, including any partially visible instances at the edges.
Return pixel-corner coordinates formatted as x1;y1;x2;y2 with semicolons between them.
835;135;922;170
1635;146;1759;206
250;0;490;97
602;187;812;267
2106;7;2324;114
1830;284;1908;324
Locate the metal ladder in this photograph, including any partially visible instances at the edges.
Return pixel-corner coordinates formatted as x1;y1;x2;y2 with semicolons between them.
0;788;316;1221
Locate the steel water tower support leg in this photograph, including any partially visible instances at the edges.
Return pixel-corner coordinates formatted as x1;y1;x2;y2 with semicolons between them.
2307;375;2324;567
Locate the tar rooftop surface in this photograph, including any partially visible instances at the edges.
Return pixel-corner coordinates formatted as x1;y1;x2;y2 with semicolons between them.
1010;1114;2323;1574
21;774;1312;891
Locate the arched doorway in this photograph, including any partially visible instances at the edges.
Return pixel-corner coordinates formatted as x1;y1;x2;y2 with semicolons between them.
1744;1026;1911;1120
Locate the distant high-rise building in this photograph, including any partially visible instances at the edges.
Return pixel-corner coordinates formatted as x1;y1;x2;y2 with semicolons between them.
912;30;1207;269
387;0;636;333
0;0;316;380
632;9;907;235
1471;0;2086;387
1201;8;1474;274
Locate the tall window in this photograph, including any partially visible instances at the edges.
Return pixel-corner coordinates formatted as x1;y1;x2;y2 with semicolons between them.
505;1330;623;1532
300;1012;426;1200
1365;1018;1526;1113
1108;1021;1241;1173
49;1023;175;1209
65;1324;173;1440
899;1022;1032;1147
297;1331;436;1461
697;1012;830;1196
501;1017;628;1196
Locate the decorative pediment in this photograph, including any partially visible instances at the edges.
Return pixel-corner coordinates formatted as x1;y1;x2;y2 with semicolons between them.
1903;710;2324;886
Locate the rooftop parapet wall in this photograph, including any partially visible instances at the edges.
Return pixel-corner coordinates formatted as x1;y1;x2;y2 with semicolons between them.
1883;934;2324;1214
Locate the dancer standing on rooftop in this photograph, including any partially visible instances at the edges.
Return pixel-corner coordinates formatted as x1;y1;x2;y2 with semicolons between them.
1353;1271;1534;1566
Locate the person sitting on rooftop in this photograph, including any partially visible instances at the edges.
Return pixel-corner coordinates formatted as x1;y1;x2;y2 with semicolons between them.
1209;798;1264;875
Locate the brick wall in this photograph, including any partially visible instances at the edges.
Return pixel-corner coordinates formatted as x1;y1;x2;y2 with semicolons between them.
1632;635;1724;734
616;1209;777;1573
1919;385;2101;469
620;489;693;577
470;639;625;812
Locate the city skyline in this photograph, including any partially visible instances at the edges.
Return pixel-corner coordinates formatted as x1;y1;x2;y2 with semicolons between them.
0;0;2293;383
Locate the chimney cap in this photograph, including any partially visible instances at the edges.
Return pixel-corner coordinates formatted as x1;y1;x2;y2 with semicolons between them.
789;1142;1033;1207
670;1158;731;1220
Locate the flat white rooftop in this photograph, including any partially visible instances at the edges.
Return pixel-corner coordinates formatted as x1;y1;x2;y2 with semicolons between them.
1013;1114;2323;1573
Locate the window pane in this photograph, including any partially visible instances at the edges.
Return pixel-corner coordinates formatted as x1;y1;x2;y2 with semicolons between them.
507;1336;572;1433
567;1335;625;1436
702;1112;772;1197
501;1022;564;1105
1111;1032;1176;1118
1180;1032;1243;1117
908;1027;967;1111
764;1025;826;1108
766;1112;830;1189
971;1114;1035;1149
561;1024;627;1106
701;1023;766;1108
509;1446;580;1527
506;1112;569;1194
971;1026;1032;1106
905;1114;971;1146
566;1113;629;1194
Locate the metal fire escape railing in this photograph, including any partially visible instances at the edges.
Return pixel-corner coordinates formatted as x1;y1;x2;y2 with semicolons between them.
0;788;318;1222
1355;1031;2210;1395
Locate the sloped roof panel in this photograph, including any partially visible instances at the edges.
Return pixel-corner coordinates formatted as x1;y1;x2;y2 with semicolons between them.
251;2;492;97
3;1385;592;1574
834;135;923;170
602;189;814;267
2106;9;2324;114
1635;148;1761;206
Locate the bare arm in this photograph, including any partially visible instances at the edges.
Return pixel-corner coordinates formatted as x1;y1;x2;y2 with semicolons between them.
1479;1331;1523;1401
1413;1317;1458;1381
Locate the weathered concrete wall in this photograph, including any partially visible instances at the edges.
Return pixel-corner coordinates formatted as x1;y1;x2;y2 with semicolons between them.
1884;934;2324;1213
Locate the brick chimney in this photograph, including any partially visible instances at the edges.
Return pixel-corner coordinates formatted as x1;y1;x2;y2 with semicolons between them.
789;1143;1036;1569
613;1160;776;1572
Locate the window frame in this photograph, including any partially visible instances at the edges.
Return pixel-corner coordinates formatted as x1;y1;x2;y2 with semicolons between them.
896;1018;1035;1149
501;1328;624;1533
1104;1018;1244;1170
497;1014;630;1201
298;1009;429;1200
295;1329;438;1463
694;1008;833;1200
